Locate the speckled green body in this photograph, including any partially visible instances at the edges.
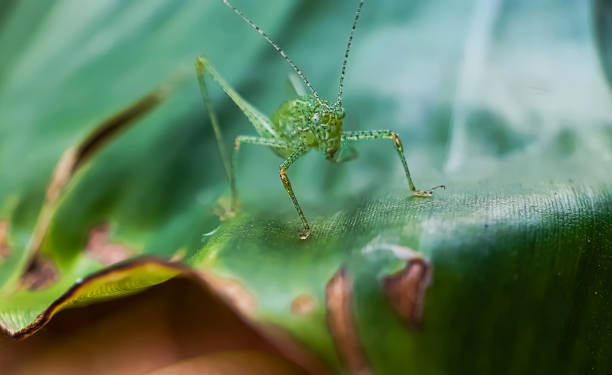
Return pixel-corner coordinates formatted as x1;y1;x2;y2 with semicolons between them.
270;95;344;160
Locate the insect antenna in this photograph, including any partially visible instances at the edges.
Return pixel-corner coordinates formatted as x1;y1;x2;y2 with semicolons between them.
223;0;323;105
336;0;365;108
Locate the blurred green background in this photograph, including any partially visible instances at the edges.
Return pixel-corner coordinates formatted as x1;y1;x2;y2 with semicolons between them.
0;0;611;374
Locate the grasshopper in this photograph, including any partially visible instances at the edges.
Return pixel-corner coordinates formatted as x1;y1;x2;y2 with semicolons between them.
196;0;445;240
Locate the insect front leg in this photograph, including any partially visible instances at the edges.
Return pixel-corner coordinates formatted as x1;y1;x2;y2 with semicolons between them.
341;130;445;196
279;147;311;240
232;136;288;210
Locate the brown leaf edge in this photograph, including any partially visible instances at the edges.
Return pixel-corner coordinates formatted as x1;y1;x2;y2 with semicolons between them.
383;258;433;329
0;256;331;375
0;221;10;260
325;268;372;375
21;77;180;278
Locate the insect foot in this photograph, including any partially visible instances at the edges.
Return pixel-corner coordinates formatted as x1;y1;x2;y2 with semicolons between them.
279;168;311;240
413;190;433;198
211;195;239;221
412;185;447;198
299;229;311;241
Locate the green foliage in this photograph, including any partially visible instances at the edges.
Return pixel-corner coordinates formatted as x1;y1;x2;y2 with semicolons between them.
595;0;612;88
0;1;611;374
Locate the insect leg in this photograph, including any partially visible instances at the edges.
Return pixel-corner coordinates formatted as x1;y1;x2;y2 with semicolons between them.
341;130;445;196
195;57;278;199
279;147;311;240
232;136;288;209
333;143;359;163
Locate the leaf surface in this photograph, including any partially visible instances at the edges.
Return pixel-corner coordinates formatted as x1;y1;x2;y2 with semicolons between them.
0;1;611;374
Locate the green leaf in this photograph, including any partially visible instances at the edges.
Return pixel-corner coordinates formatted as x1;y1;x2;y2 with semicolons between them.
1;1;611;374
595;0;612;88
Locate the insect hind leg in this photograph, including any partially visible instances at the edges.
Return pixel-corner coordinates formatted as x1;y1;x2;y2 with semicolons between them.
195;58;232;189
195;57;280;211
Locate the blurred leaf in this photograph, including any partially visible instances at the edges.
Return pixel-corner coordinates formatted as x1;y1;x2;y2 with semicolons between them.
148;351;309;375
595;0;612;88
0;1;611;374
0;278;309;374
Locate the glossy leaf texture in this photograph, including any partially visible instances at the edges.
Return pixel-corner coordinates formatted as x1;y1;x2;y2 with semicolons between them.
0;1;611;374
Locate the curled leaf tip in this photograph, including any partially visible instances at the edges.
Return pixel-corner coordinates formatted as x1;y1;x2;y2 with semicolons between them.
72;86;168;172
383;258;433;329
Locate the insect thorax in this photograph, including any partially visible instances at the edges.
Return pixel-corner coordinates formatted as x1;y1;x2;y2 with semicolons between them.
271;95;344;160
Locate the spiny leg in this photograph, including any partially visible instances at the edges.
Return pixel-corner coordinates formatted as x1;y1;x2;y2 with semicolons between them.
195;57;279;209
232;136;288;210
341;130;445;196
279;147;311;240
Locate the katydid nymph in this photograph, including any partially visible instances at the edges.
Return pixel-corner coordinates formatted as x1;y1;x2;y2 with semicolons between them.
196;0;445;240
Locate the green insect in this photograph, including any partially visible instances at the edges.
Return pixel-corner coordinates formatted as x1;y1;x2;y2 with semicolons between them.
196;0;445;240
